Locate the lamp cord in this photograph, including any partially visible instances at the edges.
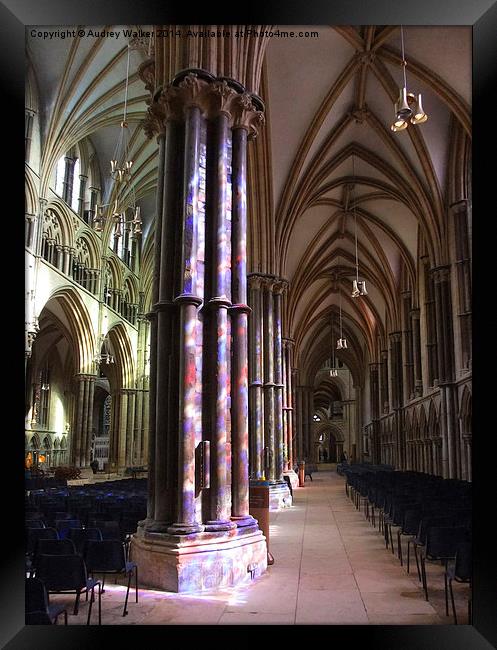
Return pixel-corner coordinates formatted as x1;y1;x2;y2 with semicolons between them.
353;154;359;283
400;25;407;88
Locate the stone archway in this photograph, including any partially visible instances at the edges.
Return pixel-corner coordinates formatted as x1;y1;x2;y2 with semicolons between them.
313;421;345;464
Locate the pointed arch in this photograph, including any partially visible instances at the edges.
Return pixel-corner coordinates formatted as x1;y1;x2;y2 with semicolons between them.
40;286;96;374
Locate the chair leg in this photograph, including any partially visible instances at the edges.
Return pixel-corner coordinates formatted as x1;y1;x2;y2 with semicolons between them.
98;583;102;625
135;567;139;603
123;571;131;616
397;531;403;565
414;544;421;581
407;540;410;573
86;588;93;625
389;526;395;555
444;571;449;616
421;556;428;601
101;574;106;593
74;591;81;615
449;578;458;625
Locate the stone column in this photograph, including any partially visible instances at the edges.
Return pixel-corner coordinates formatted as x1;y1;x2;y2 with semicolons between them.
273;279;287;482
230;119;256;527
282;338;295;473
62;156;76;206
149;123;177;531
296;383;304;462
132;65;267;593
71;374;96;468
248;274;264;479
380;349;389;414
78;174;88;219
262;276;275;479
88;186;99;224
411;308;423;397
432;265;457;478
389;332;403;469
202;88;235;533
25;109;35;161
369;363;380;463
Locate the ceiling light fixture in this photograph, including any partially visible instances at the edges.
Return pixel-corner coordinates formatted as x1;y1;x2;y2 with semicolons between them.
337;288;348;350
330;314;338;377
390;25;428;133
351;154;367;298
93;44;142;239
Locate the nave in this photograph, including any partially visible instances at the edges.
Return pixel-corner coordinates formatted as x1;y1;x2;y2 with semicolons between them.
42;470;469;625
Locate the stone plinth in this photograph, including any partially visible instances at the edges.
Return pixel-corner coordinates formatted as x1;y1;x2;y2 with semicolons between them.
268;481;292;511
130;525;267;593
283;469;299;490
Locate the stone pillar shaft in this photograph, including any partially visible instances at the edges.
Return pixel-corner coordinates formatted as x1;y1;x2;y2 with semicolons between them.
263;281;275;479
273;287;284;480
168;103;204;534
230;126;255;526
248;275;264;479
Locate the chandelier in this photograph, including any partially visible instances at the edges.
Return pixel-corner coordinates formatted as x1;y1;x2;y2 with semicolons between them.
350;155;367;298
390;26;428;132
93;44;142;238
95;334;115;366
337;288;348;350
330;314;338;377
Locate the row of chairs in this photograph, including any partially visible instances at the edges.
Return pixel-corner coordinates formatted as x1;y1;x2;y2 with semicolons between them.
26;537;138;625
343;466;472;624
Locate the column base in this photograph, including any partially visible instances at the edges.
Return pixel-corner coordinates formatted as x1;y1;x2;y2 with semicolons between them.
283;469;299;490
231;515;258;528
167;522;205;535
268;481;292;511
204;520;237;532
131;525;267;593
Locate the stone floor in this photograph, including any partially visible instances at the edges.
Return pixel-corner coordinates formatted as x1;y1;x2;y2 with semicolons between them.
49;469;471;625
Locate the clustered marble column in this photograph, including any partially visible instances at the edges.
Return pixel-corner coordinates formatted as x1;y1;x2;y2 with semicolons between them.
248;274;264;480
282;338;295;474
369;362;380;464
70;373;96;468
62;156;76;206
432;265;457;478
410;308;423;397
389;331;404;469
132;67;267;591
247;273;292;507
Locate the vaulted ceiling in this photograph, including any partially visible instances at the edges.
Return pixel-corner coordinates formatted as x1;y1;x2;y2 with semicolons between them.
26;25;471;387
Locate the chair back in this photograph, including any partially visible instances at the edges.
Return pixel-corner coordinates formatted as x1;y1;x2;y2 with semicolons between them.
454;541;472;581
425;526;471;560
68;528;103;554
25;519;45;529
26;527;59;555
36;538;77;556
36;554;89;591
85;539;126;572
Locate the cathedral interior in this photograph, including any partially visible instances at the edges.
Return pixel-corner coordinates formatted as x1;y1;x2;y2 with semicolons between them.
24;24;474;626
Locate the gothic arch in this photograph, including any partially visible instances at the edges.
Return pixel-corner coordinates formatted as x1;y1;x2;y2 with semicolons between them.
39;286;96;374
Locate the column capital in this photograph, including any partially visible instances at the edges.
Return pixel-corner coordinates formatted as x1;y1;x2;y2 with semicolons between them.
430;265;451;282
389;331;402;343
142;69;265;139
449;199;470;214
273;278;289;295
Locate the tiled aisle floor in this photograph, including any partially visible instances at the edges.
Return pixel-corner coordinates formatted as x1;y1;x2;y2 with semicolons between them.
51;470;470;625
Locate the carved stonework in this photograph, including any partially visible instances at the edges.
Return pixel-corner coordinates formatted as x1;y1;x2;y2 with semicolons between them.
142;69;265;139
138;59;155;94
349;106;370;124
